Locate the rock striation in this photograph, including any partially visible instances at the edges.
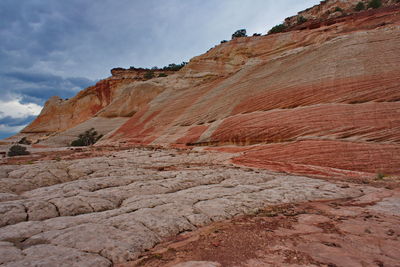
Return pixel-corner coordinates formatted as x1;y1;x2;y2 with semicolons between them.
284;0;398;27
20;68;177;145
18;0;400;177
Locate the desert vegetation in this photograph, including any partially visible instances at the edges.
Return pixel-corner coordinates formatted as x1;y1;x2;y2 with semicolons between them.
334;6;344;12
18;137;31;145
355;2;366;11
125;62;188;73
8;144;30;157
268;23;287;34
163;62;188;71
70;128;103;146
231;29;247;39
368;0;382;9
144;70;155;79
297;16;308;24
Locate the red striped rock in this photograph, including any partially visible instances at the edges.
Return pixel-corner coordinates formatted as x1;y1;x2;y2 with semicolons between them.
106;6;400;177
19;3;400;178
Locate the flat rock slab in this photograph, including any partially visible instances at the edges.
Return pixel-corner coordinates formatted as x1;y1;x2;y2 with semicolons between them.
0;148;374;265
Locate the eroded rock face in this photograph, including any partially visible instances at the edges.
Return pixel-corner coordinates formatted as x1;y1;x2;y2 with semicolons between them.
105;7;400;177
0;148;370;265
284;0;398;27
14;3;400;178
22;79;118;134
20;70;172;139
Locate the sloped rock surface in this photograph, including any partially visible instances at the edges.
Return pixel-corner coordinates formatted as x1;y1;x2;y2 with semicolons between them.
20;70;170;143
15;4;400;178
105;7;400;178
41;117;129;147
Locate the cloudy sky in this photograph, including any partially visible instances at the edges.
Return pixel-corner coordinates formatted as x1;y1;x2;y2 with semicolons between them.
0;0;320;139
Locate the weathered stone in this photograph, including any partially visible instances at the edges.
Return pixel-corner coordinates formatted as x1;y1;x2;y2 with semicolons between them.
26;200;59;221
0;203;26;227
0;148;369;265
0;193;20;202
25;223;151;263
0;242;23;264
3;244;111;267
173;261;221;267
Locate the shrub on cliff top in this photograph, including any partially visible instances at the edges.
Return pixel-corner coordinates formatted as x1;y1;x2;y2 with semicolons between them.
162;62;187;71
297;16;308;24
70;128;103;146
355;2;366;11
334;7;344;12
8;145;30;157
231;29;247;39
368;0;382;9
268;24;287;34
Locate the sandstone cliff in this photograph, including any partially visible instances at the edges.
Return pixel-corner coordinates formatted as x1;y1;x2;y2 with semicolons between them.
20;0;400;178
284;0;398;27
20;68;176;144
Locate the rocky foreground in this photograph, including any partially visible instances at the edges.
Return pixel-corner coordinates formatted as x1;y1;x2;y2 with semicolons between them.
0;147;399;266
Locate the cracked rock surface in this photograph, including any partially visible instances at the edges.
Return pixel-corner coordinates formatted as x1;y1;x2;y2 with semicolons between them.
0;148;370;266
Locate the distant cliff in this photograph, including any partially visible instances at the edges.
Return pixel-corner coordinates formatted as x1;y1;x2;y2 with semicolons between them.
21;68;178;135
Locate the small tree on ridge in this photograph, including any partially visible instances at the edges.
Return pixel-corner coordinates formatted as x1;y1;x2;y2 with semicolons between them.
232;29;247;39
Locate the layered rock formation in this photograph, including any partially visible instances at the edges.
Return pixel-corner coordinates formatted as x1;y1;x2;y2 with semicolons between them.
19;1;400;178
284;0;398;27
20;68;177;145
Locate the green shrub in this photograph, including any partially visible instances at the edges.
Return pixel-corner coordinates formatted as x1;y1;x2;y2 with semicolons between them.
334;7;344;12
8;145;30;157
268;24;287;34
297;16;308;24
231;29;247;39
355;2;366;11
376;172;387;180
144;71;155;79
70;128;103;146
158;73;168;77
220;40;228;44
368;0;381;9
162;62;187;71
18;137;31;145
